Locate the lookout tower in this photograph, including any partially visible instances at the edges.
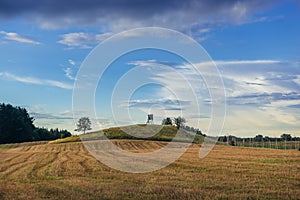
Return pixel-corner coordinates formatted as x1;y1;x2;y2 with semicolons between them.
146;114;153;124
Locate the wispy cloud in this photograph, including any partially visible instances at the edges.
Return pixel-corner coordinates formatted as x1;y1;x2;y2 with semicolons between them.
0;31;41;44
0;72;73;89
68;59;75;66
58;32;113;48
127;59;300;135
30;112;73;120
128;59;180;68
63;67;76;80
125;98;191;111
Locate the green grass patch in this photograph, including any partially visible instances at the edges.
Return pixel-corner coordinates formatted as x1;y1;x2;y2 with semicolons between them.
48;136;80;144
261;158;287;164
0;143;14;150
84;124;204;144
53;124;205;144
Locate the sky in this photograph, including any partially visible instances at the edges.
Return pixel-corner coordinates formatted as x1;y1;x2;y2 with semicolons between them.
0;0;300;137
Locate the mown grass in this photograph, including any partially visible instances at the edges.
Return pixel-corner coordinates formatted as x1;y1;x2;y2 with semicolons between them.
48;136;81;144
0;141;47;149
0;141;299;199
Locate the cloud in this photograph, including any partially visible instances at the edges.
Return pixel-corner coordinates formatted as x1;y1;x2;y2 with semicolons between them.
30;112;73;120
0;1;281;33
0;31;41;44
126;98;191;111
68;59;75;66
57;28;186;48
57;32;113;48
215;60;281;65
227;92;300;106
128;60;181;68
63;67;76;80
127;59;300;135
0;72;73;89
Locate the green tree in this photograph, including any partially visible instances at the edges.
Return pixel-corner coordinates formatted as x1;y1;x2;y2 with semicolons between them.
174;116;186;129
162;117;172;125
280;133;292;141
75;117;92;134
0;103;35;144
254;134;263;142
0;103;72;144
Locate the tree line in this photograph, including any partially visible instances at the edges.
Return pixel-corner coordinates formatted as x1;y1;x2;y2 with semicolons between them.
0;103;71;144
219;133;300;143
161;116;206;137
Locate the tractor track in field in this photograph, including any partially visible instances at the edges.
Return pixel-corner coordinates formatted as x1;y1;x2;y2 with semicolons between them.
112;140;167;152
3;153;43;178
0;152;39;175
68;148;92;174
28;151;60;179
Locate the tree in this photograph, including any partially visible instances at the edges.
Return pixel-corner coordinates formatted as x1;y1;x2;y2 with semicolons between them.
174;116;186;129
0;103;72;144
0;103;35;144
33;127;71;141
281;133;292;141
162;117;172;125
75;117;92;134
254;134;263;142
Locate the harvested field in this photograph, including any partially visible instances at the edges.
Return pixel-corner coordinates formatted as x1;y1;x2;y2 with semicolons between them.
0;140;299;199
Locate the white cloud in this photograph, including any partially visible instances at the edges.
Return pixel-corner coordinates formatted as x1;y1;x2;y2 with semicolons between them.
57;28;192;48
0;31;41;45
217;60;280;65
294;75;300;86
195;60;280;67
126;59;300;136
57;32;113;48
0;72;73;90
68;59;75;66
63;67;76;80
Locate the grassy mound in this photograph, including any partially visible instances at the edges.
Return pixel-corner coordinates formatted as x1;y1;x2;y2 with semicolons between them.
51;124;204;144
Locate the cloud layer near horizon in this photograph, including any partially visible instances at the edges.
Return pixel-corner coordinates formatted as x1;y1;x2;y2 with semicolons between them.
124;59;300;135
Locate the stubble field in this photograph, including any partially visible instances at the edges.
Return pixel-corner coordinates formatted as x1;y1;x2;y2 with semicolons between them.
0;140;299;199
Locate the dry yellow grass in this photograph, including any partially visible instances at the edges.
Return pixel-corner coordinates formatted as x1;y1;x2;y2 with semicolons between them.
0;140;299;199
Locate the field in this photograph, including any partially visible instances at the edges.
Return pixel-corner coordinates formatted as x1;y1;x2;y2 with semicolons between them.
0;140;299;200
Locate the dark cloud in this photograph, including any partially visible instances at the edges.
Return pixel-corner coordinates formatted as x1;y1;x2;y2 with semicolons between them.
228;92;300;106
0;0;279;31
288;104;300;108
30;112;73;120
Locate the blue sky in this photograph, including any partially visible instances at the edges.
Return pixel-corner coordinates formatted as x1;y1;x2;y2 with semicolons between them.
0;0;299;137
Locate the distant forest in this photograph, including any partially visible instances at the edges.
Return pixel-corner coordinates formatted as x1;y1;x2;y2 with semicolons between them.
0;103;71;144
219;134;300;143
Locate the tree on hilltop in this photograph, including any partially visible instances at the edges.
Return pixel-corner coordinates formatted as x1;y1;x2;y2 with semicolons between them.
75;117;92;134
162;117;173;125
174;116;186;129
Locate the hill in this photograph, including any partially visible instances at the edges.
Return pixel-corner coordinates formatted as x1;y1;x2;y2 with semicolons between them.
50;124;205;144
